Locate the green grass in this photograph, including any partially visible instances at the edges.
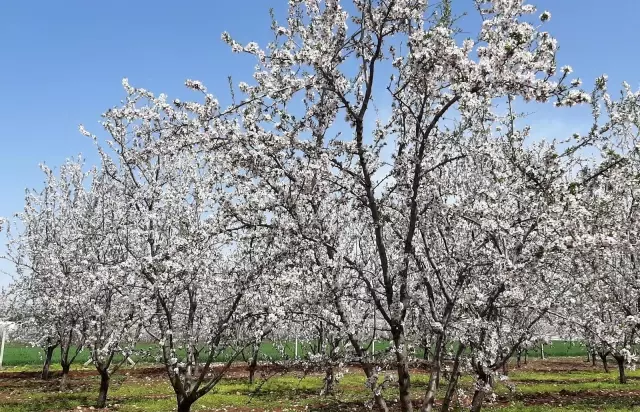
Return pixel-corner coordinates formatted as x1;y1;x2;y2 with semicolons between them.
0;369;396;411
526;341;588;358
0;341;286;367
3;361;640;411
0;343;92;367
3;356;640;411
8;342;635;411
0;339;402;369
0;340;585;368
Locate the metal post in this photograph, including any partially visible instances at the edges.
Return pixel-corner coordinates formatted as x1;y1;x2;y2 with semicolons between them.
0;328;6;369
295;332;298;359
371;304;376;357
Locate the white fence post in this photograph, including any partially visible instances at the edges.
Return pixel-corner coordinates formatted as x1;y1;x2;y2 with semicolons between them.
371;303;376;358
0;328;6;369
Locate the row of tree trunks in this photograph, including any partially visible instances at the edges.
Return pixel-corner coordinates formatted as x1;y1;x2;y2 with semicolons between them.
38;343;631;411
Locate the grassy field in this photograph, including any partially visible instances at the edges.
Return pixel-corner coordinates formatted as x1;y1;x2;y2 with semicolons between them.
0;341;314;367
1;341;614;411
1;357;640;411
0;340;587;367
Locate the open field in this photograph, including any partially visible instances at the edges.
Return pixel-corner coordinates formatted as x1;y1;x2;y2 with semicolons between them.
0;341;587;367
3;356;640;411
0;341;347;368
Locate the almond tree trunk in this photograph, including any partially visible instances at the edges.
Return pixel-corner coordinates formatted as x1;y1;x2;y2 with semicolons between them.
502;357;509;376
316;322;324;355
177;397;194;412
396;354;413;412
614;354;626;384
599;352;609;373
422;338;429;366
441;344;465;412
470;369;493;412
363;364;389;412
96;369;110;408
420;333;445;412
248;345;259;385
60;364;71;391
322;365;335;395
41;344;56;380
390;325;413;412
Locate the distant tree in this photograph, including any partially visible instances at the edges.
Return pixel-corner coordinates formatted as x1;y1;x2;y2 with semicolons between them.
5;160;94;390
81;81;280;412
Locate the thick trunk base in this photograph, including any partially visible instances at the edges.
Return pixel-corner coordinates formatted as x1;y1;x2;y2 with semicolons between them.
396;363;413;412
41;346;56;380
322;366;335;396
60;366;71;391
615;356;627;384
470;388;486;412
177;403;192;412
363;365;389;412
97;372;110;408
469;371;493;412
177;398;194;412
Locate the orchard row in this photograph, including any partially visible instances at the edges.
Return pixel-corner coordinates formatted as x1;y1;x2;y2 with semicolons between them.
2;1;640;411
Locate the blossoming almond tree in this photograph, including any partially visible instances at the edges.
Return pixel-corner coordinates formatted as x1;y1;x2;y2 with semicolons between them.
571;164;640;384
1;286;59;379
4;161;145;405
5;160;94;390
212;1;590;410
82;81;280;412
6;2;640;412
403;116;586;410
77;171;145;408
559;75;640;385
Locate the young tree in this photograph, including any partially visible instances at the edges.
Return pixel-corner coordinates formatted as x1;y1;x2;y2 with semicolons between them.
562;75;640;385
5;160;94;390
1;296;59;380
571;165;640;384
77;172;144;408
82;81;279;412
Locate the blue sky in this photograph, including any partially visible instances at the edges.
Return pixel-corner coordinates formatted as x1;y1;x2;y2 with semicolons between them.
1;0;639;286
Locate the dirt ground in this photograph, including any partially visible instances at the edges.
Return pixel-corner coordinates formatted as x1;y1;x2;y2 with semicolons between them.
2;358;640;411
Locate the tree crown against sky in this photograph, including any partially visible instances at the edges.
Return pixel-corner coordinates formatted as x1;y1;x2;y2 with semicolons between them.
1;1;640;288
2;1;640;412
